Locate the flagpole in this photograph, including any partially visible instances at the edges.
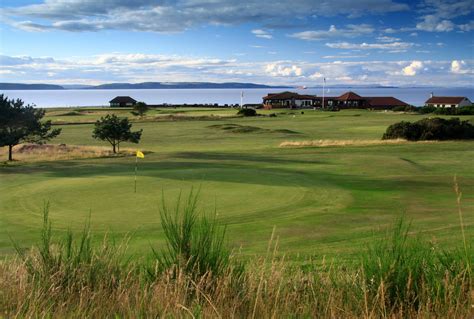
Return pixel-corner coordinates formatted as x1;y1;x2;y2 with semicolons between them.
134;155;138;193
322;77;326;109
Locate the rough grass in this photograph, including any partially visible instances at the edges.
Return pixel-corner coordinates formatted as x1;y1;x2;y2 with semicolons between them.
279;139;438;147
1;195;472;318
0;143;135;162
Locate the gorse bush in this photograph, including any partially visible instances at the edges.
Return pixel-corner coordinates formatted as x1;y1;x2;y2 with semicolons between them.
237;108;257;116
149;189;232;279
417;105;474;115
382;117;474;141
392;105;418;112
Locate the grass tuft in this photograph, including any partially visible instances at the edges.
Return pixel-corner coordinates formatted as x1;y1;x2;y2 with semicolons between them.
148;189;232;280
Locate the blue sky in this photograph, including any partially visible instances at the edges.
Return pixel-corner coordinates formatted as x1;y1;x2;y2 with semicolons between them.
0;0;473;86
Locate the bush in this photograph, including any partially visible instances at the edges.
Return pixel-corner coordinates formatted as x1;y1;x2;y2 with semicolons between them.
382;117;474;141
237;108;257;117
417;105;437;114
392;105;417;112
457;105;474;115
416;105;474;115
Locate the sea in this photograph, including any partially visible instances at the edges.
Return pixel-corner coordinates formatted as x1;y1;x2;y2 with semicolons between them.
1;87;473;108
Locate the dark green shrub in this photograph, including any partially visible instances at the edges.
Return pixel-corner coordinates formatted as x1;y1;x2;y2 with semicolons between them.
392;105;417;112
237;108;257;117
457;105;474;115
433;107;456;115
417;105;436;114
383;117;474;140
417;105;474;115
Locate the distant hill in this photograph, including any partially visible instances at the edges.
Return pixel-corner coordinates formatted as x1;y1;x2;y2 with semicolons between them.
0;82;291;90
0;82;405;91
0;83;65;90
87;82;291;89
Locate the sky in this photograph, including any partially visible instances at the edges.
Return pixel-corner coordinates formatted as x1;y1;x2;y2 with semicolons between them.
0;0;473;87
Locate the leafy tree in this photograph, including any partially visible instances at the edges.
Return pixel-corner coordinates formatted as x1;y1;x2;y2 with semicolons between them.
131;102;149;118
0;95;61;161
92;114;142;153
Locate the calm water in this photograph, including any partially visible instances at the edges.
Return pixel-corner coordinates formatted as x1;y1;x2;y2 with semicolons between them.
1;87;473;108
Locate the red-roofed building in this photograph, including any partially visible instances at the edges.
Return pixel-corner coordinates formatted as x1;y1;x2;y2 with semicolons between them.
262;91;410;110
425;94;472;108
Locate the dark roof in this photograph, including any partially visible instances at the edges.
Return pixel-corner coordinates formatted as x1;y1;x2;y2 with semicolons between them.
263;91;318;100
366;97;409;107
425;96;468;104
109;96;137;103
336;91;364;101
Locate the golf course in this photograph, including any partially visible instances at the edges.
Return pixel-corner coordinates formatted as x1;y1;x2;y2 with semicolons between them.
1;107;473;260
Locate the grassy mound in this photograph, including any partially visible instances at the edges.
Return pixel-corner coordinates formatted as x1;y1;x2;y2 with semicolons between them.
209;124;301;134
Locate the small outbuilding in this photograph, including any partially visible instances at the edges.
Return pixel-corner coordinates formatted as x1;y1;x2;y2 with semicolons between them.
425;94;472;108
109;96;137;107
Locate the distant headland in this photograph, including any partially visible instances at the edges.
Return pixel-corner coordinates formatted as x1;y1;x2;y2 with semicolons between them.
0;82;404;91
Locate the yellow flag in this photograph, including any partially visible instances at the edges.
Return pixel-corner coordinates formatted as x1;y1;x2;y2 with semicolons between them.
136;151;145;158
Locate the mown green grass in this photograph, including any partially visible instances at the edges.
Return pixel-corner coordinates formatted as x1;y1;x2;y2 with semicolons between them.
1;109;473;260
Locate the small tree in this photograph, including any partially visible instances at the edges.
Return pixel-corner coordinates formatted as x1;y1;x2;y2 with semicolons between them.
131;102;149;118
0;95;61;161
92;114;142;153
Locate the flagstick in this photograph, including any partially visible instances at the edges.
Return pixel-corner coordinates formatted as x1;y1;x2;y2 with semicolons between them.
134;155;138;193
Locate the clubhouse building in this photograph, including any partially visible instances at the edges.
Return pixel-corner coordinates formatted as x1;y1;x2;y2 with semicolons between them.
262;91;410;110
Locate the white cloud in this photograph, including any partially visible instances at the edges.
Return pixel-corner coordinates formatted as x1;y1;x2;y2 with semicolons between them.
326;41;414;50
450;60;472;74
290;24;373;41
265;63;303;77
459;21;474;31
415;0;474;33
322;55;368;59
402;61;424;76
416;15;455;32
376;36;401;42
1;53;473;87
4;0;409;33
252;29;272;39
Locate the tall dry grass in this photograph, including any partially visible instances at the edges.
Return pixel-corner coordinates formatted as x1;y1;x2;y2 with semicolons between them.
0;143;135;162
1;188;472;318
279;139;439;148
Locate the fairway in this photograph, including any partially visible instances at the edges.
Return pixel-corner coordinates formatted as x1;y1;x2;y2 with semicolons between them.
1;108;473;259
